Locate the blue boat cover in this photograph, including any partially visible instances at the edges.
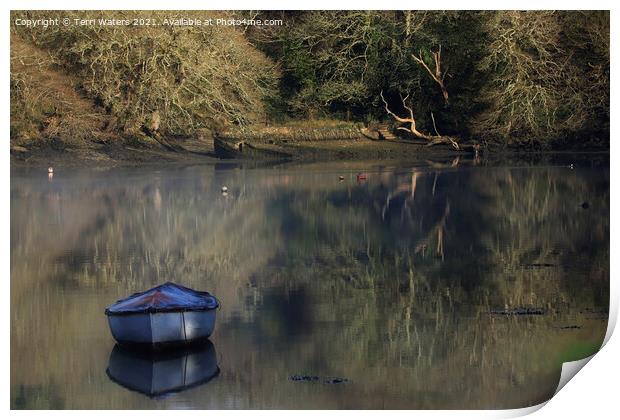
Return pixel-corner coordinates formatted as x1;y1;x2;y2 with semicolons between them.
105;282;219;315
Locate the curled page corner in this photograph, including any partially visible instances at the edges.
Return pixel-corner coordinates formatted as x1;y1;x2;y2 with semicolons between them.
554;355;595;396
602;297;617;347
495;401;548;418
553;295;615;395
496;355;599;419
510;309;615;417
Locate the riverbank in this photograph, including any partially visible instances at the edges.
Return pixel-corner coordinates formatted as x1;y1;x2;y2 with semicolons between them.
9;121;466;166
10;134;610;171
10;134;220;168
10;35;608;167
9;117;609;168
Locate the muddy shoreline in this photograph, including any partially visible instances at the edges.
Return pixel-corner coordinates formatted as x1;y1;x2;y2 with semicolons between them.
10;136;219;168
10;134;610;169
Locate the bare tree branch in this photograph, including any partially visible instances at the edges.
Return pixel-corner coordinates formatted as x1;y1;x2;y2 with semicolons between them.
430;111;440;136
412;45;449;105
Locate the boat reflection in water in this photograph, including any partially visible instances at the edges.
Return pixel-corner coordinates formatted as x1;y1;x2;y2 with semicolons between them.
106;341;219;398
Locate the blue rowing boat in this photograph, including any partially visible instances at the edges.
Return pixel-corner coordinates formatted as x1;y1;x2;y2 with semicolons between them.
105;282;219;347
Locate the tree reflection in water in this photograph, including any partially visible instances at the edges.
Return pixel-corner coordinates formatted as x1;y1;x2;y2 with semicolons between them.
11;158;609;409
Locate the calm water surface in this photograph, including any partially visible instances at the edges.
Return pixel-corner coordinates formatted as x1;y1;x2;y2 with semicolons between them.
11;157;609;409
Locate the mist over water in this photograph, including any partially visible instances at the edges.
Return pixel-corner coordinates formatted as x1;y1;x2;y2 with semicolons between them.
11;157;609;409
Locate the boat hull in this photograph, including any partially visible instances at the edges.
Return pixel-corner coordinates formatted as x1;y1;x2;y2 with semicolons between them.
107;309;216;348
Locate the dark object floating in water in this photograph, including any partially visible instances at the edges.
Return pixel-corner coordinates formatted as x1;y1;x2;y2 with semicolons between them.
106;341;219;398
558;325;583;329
580;307;609;319
289;374;350;384
105;282;219;348
323;377;350;384
581;307;609;315
523;263;556;268
339;175;345;181
581;201;590;209
290;375;319;382
490;307;545;316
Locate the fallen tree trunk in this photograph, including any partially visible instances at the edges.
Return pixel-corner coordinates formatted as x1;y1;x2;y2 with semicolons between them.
379;91;460;150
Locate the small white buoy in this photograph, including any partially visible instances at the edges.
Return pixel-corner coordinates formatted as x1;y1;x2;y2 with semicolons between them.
221;186;228;193
569;164;574;169
339;175;345;181
48;167;54;174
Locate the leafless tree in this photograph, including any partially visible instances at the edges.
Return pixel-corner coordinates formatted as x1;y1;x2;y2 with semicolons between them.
380;91;459;149
411;45;449;105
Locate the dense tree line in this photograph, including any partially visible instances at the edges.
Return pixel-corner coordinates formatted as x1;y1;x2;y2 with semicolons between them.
245;10;609;146
11;10;609;148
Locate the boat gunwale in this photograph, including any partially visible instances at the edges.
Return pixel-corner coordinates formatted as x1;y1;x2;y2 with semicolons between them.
105;306;219;316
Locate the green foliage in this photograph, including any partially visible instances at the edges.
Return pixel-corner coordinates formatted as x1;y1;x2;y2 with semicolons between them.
259;11;403;119
247;11;489;133
248;10;608;145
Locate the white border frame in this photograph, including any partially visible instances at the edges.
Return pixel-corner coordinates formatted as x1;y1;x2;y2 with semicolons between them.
3;2;617;419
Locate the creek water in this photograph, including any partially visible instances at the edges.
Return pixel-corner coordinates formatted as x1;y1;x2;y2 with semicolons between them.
10;155;609;409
